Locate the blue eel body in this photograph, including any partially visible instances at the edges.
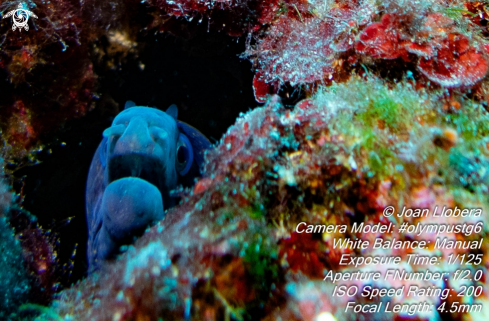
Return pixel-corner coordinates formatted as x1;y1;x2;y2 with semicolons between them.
86;102;211;271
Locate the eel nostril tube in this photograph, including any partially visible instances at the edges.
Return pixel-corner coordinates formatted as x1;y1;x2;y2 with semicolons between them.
150;127;168;141
102;124;126;138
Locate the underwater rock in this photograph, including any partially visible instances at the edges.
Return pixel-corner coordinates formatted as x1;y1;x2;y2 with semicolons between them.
0;161;30;319
4;0;489;166
0;0;96;160
0;216;31;320
0;163;13;215
9;207;60;307
51;78;489;320
243;1;489;102
0;159;59;313
3;0;489;319
145;0;283;36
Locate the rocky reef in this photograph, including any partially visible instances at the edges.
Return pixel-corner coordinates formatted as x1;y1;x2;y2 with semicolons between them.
48;78;489;320
0;155;59;320
2;0;489;320
0;159;31;319
2;0;489;161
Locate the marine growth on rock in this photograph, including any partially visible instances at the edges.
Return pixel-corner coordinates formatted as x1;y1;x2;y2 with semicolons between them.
47;78;489;321
2;0;489;320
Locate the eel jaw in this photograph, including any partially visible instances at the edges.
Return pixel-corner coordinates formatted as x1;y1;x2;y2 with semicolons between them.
107;153;176;209
101;177;164;245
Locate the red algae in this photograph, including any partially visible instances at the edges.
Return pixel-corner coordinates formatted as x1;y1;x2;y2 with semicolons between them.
417;34;488;87
241;0;489;100
356;13;410;60
279;232;327;278
407;13;489;87
252;72;275;104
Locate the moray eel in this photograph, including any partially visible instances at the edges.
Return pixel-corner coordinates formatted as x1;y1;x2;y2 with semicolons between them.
86;101;211;271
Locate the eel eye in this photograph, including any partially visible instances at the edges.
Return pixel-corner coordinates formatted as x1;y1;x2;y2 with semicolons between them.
176;133;193;176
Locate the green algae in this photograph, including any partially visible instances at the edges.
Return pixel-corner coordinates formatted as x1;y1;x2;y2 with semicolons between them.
314;78;436;179
240;230;280;320
242;233;278;286
444;102;489;149
441;8;474;20
307;77;489;219
19;304;63;321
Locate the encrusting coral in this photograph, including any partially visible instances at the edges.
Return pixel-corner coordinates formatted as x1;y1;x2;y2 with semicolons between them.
49;78;489;320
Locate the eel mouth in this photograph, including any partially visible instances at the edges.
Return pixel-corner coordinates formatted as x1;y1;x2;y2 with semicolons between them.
107;154;165;192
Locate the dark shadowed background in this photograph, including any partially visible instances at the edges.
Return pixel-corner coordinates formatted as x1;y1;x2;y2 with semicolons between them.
13;22;256;285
